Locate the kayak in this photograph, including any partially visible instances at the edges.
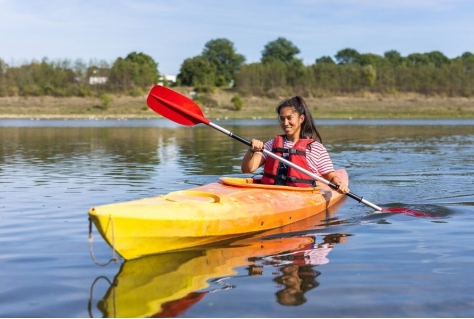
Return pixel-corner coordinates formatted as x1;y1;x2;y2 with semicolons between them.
88;169;348;260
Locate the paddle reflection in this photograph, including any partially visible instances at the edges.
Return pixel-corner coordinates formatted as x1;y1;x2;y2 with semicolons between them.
90;231;351;317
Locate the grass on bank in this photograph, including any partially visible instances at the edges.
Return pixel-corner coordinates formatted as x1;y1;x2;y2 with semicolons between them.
0;88;473;119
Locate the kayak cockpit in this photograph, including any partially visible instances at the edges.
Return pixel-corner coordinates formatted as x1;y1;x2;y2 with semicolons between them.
219;177;321;192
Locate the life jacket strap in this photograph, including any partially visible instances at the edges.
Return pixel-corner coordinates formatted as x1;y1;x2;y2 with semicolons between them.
272;147;306;156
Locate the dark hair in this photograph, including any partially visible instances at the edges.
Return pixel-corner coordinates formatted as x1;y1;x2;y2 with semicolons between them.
276;96;322;143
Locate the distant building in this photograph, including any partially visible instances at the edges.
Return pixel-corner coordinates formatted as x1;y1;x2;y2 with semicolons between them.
158;74;176;85
89;68;108;85
89;76;108;85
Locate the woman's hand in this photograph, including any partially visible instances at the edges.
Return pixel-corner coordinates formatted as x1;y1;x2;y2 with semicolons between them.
334;181;350;194
324;171;350;194
241;139;265;173
249;139;264;153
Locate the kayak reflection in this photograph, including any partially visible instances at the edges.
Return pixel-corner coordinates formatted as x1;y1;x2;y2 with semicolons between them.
92;228;351;317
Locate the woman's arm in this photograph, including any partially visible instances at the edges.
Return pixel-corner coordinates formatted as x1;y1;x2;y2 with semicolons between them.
241;139;265;173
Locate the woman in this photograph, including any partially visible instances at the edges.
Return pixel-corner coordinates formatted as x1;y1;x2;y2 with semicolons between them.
241;96;349;194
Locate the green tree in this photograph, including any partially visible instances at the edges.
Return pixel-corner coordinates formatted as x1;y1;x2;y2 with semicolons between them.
286;59;306;87
201;38;245;86
109;52;159;93
311;62;339;93
460;51;474;61
231;94;243;111
108;58;134;91
459;51;474;72
406;53;431;66
0;58;7;96
457;52;474;96
357;53;386;67
335;48;360;64
426;51;450;68
177;56;216;87
73;59;88;84
384;50;403;65
315;56;335;64
234;62;288;96
98;93;112;110
261;37;301;64
125;52;159;86
362;65;377;86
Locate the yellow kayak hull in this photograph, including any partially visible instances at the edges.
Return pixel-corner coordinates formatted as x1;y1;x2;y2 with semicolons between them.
88;169;348;260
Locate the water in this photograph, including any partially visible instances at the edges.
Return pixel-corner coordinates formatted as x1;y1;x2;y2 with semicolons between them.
0;119;473;317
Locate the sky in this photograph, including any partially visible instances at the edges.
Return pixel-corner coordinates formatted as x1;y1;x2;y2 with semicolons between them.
1;0;473;75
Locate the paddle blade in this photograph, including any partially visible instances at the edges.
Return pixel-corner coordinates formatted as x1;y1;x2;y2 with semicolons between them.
381;207;438;218
146;85;209;126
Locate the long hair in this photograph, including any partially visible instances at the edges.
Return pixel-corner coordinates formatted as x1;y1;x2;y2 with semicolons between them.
276;96;322;143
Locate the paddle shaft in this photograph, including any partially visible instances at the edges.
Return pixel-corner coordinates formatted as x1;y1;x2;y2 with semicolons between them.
208;122;383;211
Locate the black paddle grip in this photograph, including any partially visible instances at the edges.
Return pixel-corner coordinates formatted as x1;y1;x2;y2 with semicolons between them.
346;192;364;203
230;133;252;147
328;182;364;203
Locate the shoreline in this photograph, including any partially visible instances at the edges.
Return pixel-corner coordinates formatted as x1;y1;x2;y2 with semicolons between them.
0;113;473;120
1;92;473;120
2;115;472;121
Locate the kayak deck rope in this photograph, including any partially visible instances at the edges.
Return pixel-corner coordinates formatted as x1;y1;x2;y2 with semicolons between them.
88;216;119;266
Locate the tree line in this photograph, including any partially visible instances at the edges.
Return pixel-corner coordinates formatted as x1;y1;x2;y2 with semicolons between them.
1;37;473;99
0;52;158;98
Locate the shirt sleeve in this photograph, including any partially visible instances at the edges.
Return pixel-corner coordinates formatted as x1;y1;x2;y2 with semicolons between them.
306;142;335;175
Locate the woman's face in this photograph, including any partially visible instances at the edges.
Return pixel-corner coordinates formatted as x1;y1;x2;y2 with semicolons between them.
279;106;304;139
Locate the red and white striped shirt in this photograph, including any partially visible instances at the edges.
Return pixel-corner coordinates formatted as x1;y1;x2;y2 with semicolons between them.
260;137;335;176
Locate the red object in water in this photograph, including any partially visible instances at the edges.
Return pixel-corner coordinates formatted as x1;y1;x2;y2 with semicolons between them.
381;207;436;218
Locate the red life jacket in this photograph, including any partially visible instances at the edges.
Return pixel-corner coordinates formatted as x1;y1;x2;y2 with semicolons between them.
261;135;315;187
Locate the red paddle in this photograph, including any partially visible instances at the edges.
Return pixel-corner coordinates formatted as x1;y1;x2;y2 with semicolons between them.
146;85;427;216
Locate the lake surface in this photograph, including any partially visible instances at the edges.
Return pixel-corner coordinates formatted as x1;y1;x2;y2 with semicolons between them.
1;118;473;317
